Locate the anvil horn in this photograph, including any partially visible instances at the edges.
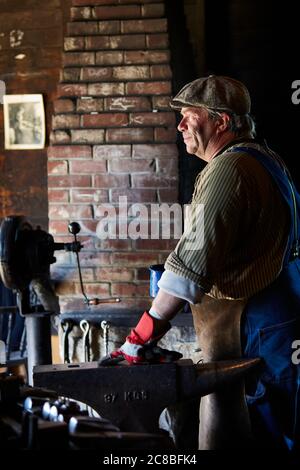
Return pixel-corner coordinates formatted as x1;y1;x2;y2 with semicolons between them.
180;357;261;399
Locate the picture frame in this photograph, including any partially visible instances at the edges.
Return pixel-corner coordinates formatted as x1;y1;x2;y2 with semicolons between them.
3;94;45;150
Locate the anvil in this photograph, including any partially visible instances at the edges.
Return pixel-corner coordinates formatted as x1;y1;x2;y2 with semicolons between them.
33;358;259;433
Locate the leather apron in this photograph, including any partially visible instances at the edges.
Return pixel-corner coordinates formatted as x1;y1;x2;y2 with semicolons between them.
191;146;300;450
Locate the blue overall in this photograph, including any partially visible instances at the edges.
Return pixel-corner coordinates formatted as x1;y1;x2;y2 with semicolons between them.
232;146;300;450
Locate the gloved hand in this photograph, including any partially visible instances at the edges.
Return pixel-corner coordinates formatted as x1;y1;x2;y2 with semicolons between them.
99;310;182;366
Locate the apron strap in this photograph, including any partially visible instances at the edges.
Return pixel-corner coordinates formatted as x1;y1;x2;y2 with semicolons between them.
231;146;300;266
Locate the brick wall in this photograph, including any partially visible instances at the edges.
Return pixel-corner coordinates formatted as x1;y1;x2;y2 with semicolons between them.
48;0;179;312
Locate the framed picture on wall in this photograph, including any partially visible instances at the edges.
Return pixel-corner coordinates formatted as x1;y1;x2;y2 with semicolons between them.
3;94;45;149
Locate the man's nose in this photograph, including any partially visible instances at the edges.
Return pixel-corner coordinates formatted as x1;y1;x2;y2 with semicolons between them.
177;117;186;132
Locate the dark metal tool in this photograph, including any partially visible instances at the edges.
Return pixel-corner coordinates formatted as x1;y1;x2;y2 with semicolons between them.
33;358;260;434
79;319;90;362
61;320;73;364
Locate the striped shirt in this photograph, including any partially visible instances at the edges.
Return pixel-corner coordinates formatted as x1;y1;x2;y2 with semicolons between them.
165;141;290;299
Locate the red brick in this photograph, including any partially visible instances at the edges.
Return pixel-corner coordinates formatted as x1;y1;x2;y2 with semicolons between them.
98;239;131;251
112;252;159;266
48;189;69;203
75;283;110;296
121;18;167;34
124;50;170;64
47;160;68;175
85;36;110;50
158;188;179;203
82;113;128;128
126;81;171;95
119;0;163;3
88;82;124;96
110;188;156;203
112;65;149;80
94;174;129;188
50;131;71;145
132;174;177;188
94;5;141;20
106;128;153;143
70;160;106;174
64;37;85;52
132;144;178;158
48;220;69;235
70;7;92;20
53;99;75;114
156;157;178;175
110;35;145;50
111;283;149;297
49;0;178;310
51;266;94;282
77;98;104;112
71;189;108;204
81;66;112;81
142;3;164;17
109;158;155;173
129;112;175;126
93;144;131;159
95;51;123;65
94;267;134;282
52;114;80;130
146;34;169;49
152;95;172;110
71;129;105;144
104;96;151;112
154;127;177;142
98;20;120;34
67;22;98;36
75;0;161;4
57;84;88;97
48;175;91;188
135;239;174;251
49;204;92;219
78;252;111;266
63;52;95;66
48;145;92;159
61;68;81;82
73;0;118;5
150;64;172;79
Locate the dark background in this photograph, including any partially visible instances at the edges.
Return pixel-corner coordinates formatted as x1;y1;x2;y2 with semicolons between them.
167;0;300;202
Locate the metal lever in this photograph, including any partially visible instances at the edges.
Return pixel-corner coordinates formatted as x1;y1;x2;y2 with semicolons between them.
68;222;121;307
68;222;89;305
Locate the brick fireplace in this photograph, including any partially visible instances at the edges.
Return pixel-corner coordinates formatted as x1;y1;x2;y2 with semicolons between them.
48;0;180;313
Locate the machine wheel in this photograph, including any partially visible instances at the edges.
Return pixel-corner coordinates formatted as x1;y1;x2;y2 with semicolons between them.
0;215;33;291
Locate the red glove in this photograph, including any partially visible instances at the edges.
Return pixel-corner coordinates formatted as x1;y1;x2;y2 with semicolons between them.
99;311;182;365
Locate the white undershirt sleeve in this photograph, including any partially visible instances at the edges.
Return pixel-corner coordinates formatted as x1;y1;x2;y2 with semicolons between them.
157;270;205;304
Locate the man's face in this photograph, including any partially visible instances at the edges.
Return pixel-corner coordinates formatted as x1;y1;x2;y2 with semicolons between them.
178;107;217;160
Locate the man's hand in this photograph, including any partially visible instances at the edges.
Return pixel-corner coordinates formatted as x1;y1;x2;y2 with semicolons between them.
98;310;182;366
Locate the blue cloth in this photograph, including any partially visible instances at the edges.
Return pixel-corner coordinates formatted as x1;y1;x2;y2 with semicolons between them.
232;146;300;450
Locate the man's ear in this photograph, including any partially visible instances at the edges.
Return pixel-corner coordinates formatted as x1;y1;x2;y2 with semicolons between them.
216;112;231;133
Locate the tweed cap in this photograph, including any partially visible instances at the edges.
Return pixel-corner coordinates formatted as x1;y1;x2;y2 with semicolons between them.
170;75;251;115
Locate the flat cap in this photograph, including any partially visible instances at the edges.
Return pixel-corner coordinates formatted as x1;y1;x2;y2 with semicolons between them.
170;75;251;115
